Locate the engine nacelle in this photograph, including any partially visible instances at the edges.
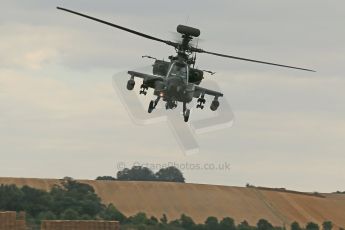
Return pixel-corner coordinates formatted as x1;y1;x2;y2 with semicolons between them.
189;69;203;85
153;60;170;76
210;99;220;111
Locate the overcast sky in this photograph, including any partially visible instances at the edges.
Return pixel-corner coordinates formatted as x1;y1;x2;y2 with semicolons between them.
0;0;344;192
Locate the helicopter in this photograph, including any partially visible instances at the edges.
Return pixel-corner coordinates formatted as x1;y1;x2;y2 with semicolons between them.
57;7;315;122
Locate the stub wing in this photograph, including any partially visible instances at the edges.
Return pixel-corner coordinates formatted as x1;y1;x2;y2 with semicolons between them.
194;85;223;98
128;71;163;85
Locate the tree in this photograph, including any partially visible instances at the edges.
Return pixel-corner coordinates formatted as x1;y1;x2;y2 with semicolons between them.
194;224;207;230
96;176;116;181
205;216;219;230
100;204;126;223
147;216;159;226
169;219;182;228
291;221;302;230
306;222;320;230
37;211;56;221
238;220;253;230
117;166;156;181
60;208;79;220
21;186;51;217
50;179;104;218
180;214;195;229
155;166;185;183
257;219;274;230
322;221;333;230
80;214;92;220
220;217;236;230
0;184;24;211
131;212;149;225
0;181;129;226
160;214;168;224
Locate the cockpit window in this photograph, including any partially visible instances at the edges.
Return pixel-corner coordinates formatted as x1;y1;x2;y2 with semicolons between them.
168;62;188;81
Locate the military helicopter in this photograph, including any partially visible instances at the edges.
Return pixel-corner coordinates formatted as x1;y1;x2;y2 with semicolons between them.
57;7;315;122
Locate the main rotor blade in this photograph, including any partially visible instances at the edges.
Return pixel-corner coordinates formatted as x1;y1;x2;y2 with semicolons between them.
57;7;176;47
195;49;315;72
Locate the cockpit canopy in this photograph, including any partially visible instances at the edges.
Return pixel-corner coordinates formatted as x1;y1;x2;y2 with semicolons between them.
152;60;203;85
168;61;189;82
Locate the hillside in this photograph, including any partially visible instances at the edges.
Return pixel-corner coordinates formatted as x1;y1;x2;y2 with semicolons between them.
0;177;344;228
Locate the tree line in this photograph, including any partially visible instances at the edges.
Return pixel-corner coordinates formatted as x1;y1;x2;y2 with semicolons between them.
96;165;185;183
0;179;342;230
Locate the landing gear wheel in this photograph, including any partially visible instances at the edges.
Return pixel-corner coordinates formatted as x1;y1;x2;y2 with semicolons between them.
197;95;206;109
196;104;204;109
184;109;190;122
139;84;148;95
148;100;154;113
139;90;147;95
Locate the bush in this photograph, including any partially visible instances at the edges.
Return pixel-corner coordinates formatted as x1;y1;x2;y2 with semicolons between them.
257;219;274;230
238;220;253;230
96;176;116;181
147;216;159;226
322;221;333;230
37;211;56;221
100;204;126;223
60;208;79;220
220;217;236;230
205;216;219;230
160;214;168;224
291;221;302;230
180;214;195;229
306;222;320;230
130;212;149;225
